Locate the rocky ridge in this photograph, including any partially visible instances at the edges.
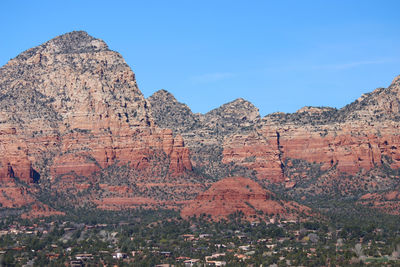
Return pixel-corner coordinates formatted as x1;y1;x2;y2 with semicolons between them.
148;90;260;178
148;90;260;146
223;76;400;183
150;75;400;214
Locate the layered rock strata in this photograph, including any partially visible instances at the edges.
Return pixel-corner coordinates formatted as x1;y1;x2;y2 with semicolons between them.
0;31;193;210
181;177;308;220
0;31;192;185
223;76;400;182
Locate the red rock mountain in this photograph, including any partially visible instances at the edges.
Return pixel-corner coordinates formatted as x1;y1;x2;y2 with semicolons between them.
221;76;400;200
148;90;260;179
0;31;192;181
2;31;400;218
0;31;194;211
150;76;400;214
181;177;309;220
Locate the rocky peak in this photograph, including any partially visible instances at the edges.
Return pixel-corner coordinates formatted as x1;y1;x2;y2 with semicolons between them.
391;75;400;87
0;31;194;187
0;30;152;130
148;92;261;179
206;98;260;120
338;75;400;122
260;74;400;127
148;89;200;133
14;31;109;61
151;89;178;102
203;97;260;131
149;92;260;142
260;106;339;126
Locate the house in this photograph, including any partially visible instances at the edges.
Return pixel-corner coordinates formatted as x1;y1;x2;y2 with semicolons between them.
234;254;249;260
75;254;94;261
239;245;250;251
131;250;142;257
205;253;227;266
112;252;127;259
205;253;225;263
215;244;227;249
176;256;190;261
184;259;201;267
250;221;260;226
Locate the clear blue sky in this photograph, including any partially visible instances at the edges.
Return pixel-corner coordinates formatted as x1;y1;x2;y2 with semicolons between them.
1;0;399;115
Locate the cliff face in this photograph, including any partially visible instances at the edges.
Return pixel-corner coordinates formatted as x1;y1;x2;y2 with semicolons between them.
0;31;192;180
223;122;400;182
0;31;193;209
222;76;400;185
149;85;400;184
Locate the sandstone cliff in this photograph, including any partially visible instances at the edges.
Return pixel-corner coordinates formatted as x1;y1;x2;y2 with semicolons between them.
222;76;400;205
224;76;400;181
0;31;194;210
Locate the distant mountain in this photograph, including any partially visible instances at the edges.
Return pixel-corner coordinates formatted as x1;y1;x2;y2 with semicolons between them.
1;31;400;219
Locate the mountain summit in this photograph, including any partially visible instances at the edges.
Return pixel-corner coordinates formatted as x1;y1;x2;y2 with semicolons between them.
15;31;109;61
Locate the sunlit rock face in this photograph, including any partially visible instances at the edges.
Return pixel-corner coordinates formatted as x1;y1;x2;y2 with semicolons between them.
222;76;400;183
0;31;191;187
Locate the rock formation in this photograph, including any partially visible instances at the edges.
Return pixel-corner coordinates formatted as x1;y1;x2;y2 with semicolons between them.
0;31;193;210
148;89;200;134
0;31;192;181
1;30;400;219
359;189;400;215
150;75;400;213
149;91;260;147
222;76;400;183
181;177;308;220
149;91;260;178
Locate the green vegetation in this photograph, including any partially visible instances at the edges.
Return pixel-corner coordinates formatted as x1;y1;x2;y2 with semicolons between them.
0;208;399;266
